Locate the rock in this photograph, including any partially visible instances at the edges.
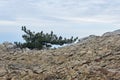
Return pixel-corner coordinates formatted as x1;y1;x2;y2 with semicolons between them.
3;42;15;49
0;29;120;79
0;65;7;77
32;66;43;74
78;35;99;44
103;29;120;36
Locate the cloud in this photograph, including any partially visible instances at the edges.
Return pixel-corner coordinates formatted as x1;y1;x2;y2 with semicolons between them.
0;0;120;23
53;16;116;23
0;20;17;25
0;0;120;42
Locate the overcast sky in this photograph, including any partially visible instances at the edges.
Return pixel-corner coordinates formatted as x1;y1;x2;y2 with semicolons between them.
0;0;120;43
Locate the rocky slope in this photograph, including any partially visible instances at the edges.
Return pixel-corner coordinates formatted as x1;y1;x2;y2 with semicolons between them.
0;30;120;80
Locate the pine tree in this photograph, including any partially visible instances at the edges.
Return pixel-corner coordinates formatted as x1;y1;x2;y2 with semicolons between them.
15;26;78;50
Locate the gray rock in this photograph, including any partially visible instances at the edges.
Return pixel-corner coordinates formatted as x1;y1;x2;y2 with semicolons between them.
2;42;16;51
32;66;43;74
8;64;24;70
103;29;120;36
78;35;98;44
0;65;7;77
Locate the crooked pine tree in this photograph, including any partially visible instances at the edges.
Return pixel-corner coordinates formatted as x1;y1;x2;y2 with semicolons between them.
15;26;78;50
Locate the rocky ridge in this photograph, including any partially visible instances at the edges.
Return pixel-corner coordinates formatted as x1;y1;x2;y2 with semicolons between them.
0;30;120;80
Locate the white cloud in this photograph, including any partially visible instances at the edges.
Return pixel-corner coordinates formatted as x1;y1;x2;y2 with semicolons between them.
52;16;117;24
0;20;17;25
0;0;120;42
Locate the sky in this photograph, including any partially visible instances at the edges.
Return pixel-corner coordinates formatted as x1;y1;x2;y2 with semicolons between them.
0;0;120;43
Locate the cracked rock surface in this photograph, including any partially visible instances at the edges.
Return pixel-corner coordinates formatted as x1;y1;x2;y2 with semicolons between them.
0;30;120;80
